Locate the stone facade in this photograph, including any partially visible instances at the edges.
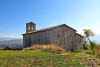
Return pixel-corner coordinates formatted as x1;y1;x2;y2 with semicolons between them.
22;22;84;51
76;33;83;50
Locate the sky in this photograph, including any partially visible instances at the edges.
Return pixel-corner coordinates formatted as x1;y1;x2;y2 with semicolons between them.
0;0;100;39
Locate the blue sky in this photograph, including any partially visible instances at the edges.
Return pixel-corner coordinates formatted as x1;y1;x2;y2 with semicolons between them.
0;0;100;39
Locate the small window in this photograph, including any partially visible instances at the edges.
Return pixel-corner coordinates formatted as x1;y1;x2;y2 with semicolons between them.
58;34;59;37
32;26;33;31
29;26;30;30
70;34;71;37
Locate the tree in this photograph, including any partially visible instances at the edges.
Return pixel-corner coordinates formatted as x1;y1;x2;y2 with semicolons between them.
83;29;95;50
79;34;88;49
89;41;97;48
83;43;90;49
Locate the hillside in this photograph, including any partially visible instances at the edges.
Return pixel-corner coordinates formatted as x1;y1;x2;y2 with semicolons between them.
0;50;99;67
0;37;23;49
0;39;23;49
0;44;23;49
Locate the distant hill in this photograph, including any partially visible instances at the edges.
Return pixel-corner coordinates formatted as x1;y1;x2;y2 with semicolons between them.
0;37;22;41
0;38;23;49
0;39;23;45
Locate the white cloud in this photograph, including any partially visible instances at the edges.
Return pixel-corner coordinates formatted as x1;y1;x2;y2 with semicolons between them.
92;29;100;35
0;36;14;38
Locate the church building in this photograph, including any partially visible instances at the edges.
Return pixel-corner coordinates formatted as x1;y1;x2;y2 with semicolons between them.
22;22;84;51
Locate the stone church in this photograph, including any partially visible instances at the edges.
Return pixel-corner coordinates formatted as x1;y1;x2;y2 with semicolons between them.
22;22;84;51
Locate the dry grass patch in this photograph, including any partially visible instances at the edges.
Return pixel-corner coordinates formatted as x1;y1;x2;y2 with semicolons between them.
23;44;66;53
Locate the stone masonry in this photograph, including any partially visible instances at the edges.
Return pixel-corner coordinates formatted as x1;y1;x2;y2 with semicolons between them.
22;22;84;51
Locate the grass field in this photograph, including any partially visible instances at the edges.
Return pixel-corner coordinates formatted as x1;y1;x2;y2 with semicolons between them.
0;50;100;67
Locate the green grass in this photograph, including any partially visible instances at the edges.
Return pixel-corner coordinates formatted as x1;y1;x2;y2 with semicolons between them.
86;50;93;54
0;50;91;67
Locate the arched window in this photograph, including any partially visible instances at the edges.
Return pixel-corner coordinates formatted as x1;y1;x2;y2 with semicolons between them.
29;26;30;30
32;26;33;31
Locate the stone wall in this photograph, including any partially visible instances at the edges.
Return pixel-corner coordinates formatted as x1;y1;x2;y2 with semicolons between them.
23;34;29;48
76;34;83;50
49;25;77;51
23;30;51;47
23;25;83;51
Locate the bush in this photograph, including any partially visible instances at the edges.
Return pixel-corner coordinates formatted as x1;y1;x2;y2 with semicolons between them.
83;43;90;50
1;46;13;50
89;41;98;49
86;45;100;56
1;46;23;50
83;41;99;50
71;50;83;53
97;47;100;50
93;46;100;56
23;44;66;54
95;49;100;56
86;50;93;54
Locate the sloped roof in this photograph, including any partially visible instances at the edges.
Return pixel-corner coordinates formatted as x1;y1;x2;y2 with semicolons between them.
22;24;77;35
76;33;84;38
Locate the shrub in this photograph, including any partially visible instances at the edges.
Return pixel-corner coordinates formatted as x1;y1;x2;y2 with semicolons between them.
83;41;99;50
71;50;83;53
94;46;100;56
83;43;90;50
86;50;93;54
1;46;13;50
97;46;100;50
1;46;23;50
23;44;66;53
95;49;100;56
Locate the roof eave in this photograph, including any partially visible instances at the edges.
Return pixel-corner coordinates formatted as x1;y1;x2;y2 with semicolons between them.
76;33;84;38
